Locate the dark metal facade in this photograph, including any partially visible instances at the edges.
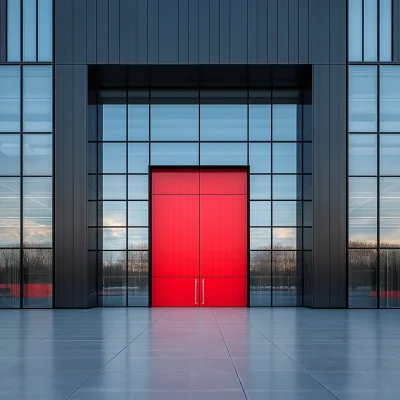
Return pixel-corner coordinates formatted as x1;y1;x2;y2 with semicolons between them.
53;0;347;308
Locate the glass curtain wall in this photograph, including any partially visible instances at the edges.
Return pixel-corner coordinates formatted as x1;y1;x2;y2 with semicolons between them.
0;0;53;308
348;0;400;308
89;89;312;307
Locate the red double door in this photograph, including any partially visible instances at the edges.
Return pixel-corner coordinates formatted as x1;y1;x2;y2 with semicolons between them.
151;168;248;307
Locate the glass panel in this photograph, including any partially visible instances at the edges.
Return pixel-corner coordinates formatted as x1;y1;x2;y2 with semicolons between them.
380;66;400;132
88;228;97;250
363;0;378;61
249;105;271;141
128;104;149;141
380;249;400;308
349;66;377;132
250;201;271;226
348;0;363;61
0;66;20;132
349;249;377;308
88;143;97;174
100;143;126;173
200;143;247;166
23;66;52;132
380;178;400;247
273;228;298;250
273;175;301;200
23;178;52;248
0;135;20;175
128;251;149;306
98;201;126;227
128;228;148;250
250;175;271;200
128;143;149;173
23;0;36;61
249;143;271;173
380;0;392;62
348;134;377;176
128;175;148;200
380;135;400;175
128;201;148;226
0;248;20;308
200;105;247;141
99;251;126;307
88;202;97;227
250;228;271;250
88;175;98;200
0;178;20;247
151;105;198;141
7;0;20;62
349;177;377;248
303;228;312;250
250;251;271;306
273;202;299;227
23;134;52;176
303;175;312;201
23;249;52;308
99;175;126;200
38;0;52;61
273;105;298;141
303;201;313;226
272;251;299;306
102;105;126;141
303;143;312;174
151;143;198;166
99;228;126;250
273;143;301;173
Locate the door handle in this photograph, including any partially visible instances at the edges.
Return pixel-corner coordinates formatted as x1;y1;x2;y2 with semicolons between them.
202;279;205;305
195;279;198;305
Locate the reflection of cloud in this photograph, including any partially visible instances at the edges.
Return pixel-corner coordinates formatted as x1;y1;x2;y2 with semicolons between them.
274;228;295;239
102;228;126;250
0;228;19;246
23;224;52;247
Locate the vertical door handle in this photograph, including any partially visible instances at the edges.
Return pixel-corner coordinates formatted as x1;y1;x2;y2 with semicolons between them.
202;279;205;305
195;279;198;305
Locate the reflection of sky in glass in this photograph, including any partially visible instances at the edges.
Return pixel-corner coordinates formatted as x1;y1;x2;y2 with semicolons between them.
151;105;198;141
249;143;271;173
0;66;20;132
249;105;271;141
272;228;297;249
102;105;126;141
380;135;400;175
100;228;126;250
128;201;148;226
250;201;271;227
23;0;36;61
273;105;298;141
128;228;148;250
349;177;377;246
349;134;377;176
128;104;149;141
200;105;247;141
273;175;301;200
0;134;20;175
101;175;126;200
99;201;126;227
273;202;299;226
250;228;271;250
128;175;148;200
151;143;198;166
101;143;126;173
380;67;400;131
38;0;52;62
250;175;271;200
273;143;300;173
380;178;400;246
128;143;149;173
348;0;362;61
363;0;378;62
0;178;20;246
200;143;247;165
23;177;52;247
23;134;52;176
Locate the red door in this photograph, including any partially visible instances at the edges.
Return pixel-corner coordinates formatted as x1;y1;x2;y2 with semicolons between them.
151;168;247;307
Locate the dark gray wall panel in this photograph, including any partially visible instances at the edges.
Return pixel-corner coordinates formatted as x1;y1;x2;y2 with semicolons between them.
188;0;199;63
329;0;346;64
179;0;189;63
220;0;230;63
120;0;137;64
86;0;97;64
137;0;148;64
96;0;109;64
288;0;299;64
159;0;179;63
393;0;400;62
247;0;258;63
329;64;347;307
0;0;6;63
148;0;159;64
198;0;210;63
209;0;220;63
72;66;88;307
312;64;330;308
257;0;268;64
73;0;87;64
108;0;120;64
309;0;329;64
55;0;74;64
230;0;248;63
298;0;309;63
277;0;289;64
267;0;278;63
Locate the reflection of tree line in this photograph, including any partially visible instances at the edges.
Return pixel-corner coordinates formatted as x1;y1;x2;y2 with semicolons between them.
350;241;400;290
0;245;52;284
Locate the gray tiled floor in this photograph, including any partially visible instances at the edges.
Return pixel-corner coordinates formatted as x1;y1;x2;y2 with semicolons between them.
1;308;400;399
